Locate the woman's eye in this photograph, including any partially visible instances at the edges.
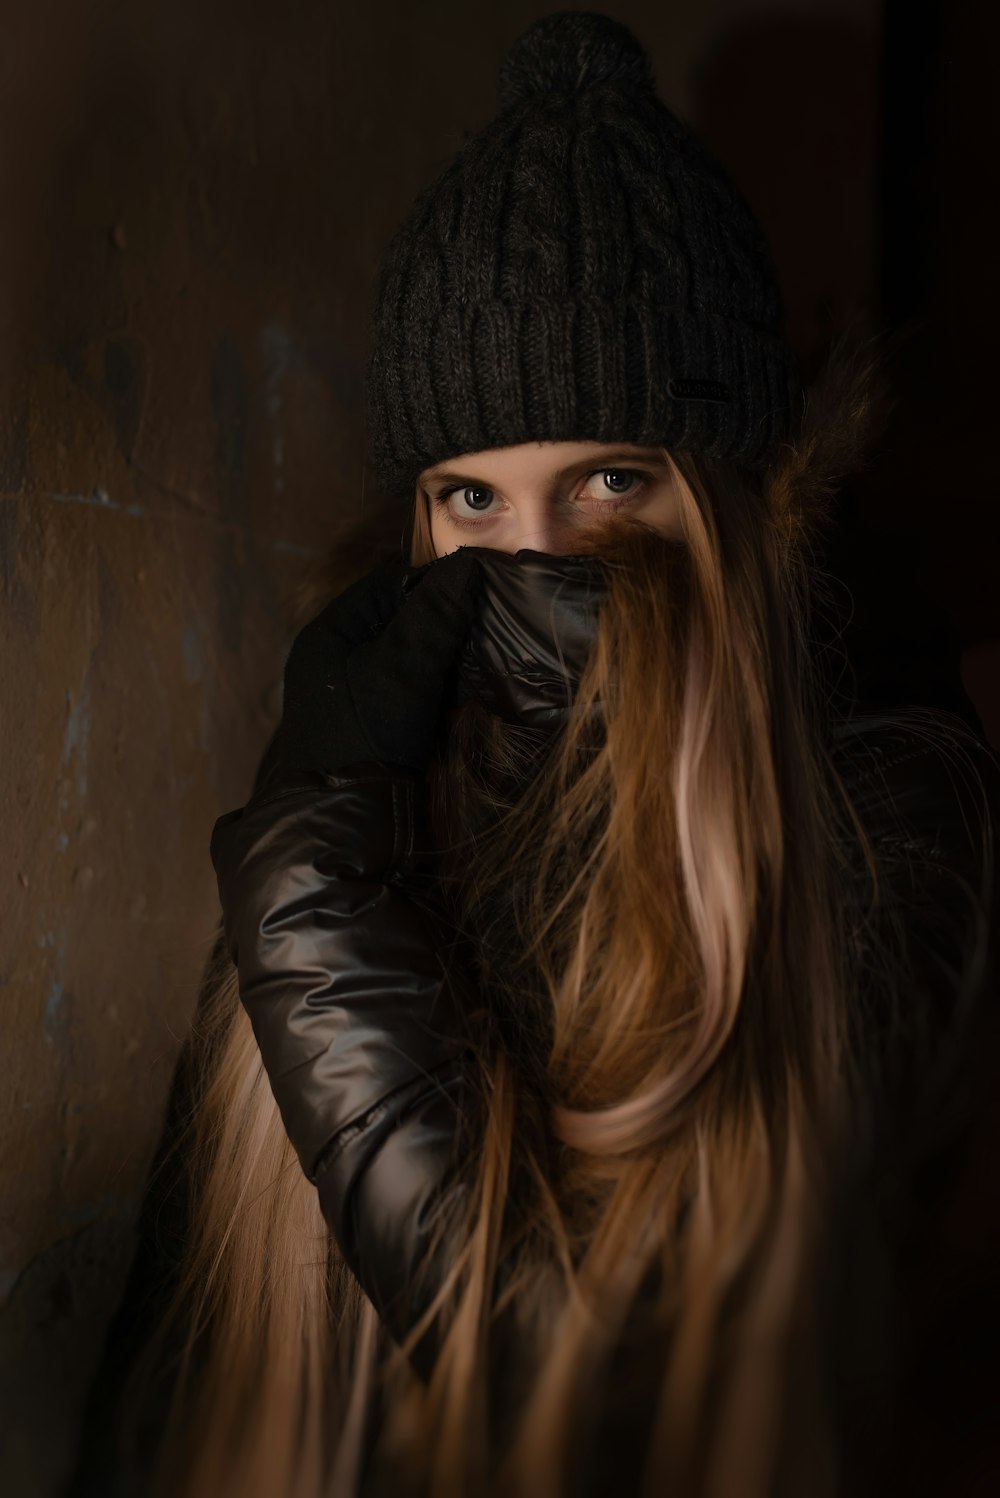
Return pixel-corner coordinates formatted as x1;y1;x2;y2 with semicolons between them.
437;484;498;521
456;485;495;512
580;468;646;503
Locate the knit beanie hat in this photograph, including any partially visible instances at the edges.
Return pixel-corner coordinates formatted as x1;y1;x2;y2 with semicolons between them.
365;10;798;501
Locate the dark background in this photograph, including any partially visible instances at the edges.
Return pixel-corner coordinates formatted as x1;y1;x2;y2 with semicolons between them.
1;2;996;1493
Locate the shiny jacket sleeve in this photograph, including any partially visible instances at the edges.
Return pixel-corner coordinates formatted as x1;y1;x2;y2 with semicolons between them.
209;760;477;1357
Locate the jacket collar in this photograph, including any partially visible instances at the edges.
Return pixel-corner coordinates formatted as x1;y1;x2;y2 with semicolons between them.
451;548;609;728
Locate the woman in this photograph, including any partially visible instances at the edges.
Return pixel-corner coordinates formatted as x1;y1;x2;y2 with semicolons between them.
84;13;998;1498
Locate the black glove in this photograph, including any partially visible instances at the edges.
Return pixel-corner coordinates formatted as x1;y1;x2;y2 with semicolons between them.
278;547;485;775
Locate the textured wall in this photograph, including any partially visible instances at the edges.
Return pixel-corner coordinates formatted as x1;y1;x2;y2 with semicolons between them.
4;1;967;1493
0;3;466;1488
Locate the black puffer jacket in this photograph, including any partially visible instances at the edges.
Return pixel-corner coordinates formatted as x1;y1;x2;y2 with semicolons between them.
68;551;1000;1498
210;549;1000;1381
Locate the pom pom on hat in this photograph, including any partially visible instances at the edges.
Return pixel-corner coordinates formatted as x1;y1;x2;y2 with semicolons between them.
497;10;655;110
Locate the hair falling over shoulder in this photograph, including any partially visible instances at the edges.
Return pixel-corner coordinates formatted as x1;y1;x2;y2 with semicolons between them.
142;339;914;1498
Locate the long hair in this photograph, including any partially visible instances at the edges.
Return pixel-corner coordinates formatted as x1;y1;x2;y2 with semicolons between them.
131;340;985;1498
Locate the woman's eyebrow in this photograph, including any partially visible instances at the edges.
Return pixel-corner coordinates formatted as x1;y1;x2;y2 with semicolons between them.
422;450;669;487
562;449;669;471
420;469;483;488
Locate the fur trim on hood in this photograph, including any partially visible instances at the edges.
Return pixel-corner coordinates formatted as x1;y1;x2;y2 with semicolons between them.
763;329;892;538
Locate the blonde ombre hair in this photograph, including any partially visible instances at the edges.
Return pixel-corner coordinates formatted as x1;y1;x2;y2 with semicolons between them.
134;345;908;1498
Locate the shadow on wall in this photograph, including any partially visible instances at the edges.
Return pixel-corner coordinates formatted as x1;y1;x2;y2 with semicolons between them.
693;7;995;741
692;10;881;373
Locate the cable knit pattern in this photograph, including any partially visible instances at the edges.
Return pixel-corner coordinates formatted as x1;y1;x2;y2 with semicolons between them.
365;11;798;499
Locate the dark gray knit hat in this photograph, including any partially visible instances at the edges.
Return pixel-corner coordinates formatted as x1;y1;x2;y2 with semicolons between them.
365;10;798;501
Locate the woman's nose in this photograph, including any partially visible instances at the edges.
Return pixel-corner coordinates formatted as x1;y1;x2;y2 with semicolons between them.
502;510;577;555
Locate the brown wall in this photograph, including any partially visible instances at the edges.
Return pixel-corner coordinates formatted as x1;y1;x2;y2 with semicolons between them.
7;1;985;1493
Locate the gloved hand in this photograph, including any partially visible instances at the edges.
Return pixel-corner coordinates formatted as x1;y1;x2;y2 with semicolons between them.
278;546;485;775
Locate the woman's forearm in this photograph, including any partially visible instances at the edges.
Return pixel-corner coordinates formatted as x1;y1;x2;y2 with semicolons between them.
210;763;475;1363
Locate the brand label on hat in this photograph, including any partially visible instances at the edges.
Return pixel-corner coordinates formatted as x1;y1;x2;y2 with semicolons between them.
668;377;731;403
